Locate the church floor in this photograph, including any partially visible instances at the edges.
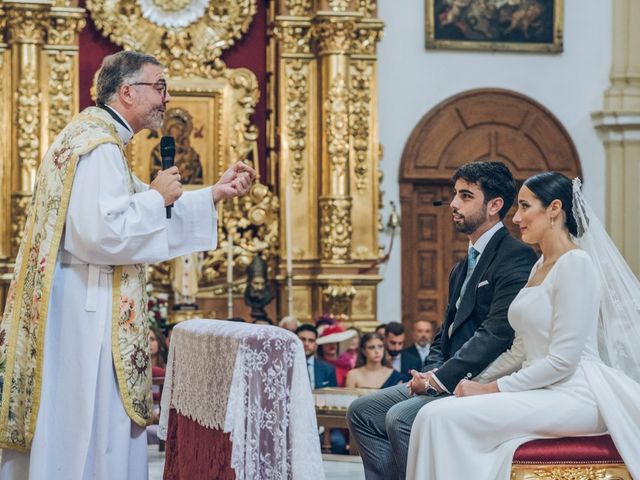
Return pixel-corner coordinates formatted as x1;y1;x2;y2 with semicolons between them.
148;446;366;480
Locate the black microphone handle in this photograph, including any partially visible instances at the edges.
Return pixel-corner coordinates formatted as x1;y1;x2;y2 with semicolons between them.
160;136;176;220
161;157;174;219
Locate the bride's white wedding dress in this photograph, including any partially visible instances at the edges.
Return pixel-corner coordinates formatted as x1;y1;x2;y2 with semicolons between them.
407;249;640;480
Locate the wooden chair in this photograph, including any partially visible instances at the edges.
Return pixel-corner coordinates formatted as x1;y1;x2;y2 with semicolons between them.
313;387;372;455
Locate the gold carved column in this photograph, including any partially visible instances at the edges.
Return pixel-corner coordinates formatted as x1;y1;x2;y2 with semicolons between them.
592;0;640;274
6;3;50;261
315;11;356;264
0;1;85;306
44;3;85;140
0;6;10;267
270;0;383;329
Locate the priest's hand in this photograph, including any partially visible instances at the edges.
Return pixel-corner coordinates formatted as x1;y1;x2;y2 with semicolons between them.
212;162;257;203
454;379;499;397
151;166;183;206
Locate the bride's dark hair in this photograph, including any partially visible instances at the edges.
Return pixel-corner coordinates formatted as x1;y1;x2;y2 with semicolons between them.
523;172;579;237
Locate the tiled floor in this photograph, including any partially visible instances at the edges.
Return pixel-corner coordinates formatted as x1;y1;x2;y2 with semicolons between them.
148;446;365;480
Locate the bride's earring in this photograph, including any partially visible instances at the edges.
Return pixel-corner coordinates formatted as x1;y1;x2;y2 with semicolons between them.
550;217;555;228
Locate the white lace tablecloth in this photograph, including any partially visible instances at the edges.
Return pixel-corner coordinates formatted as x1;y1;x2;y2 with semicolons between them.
158;319;325;480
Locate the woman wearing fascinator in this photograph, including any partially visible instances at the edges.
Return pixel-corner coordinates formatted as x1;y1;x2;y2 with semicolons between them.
407;172;640;479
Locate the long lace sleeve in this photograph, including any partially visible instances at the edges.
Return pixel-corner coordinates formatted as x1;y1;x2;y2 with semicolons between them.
497;250;600;392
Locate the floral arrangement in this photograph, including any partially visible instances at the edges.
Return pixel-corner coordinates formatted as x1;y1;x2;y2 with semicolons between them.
146;283;169;328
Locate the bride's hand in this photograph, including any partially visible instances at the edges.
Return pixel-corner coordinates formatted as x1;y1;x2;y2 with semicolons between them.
454;379;499;397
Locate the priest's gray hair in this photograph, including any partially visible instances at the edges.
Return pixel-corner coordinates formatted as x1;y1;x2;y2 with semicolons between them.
95;51;162;105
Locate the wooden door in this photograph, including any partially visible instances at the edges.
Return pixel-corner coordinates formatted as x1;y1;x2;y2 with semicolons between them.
400;89;581;328
403;184;465;324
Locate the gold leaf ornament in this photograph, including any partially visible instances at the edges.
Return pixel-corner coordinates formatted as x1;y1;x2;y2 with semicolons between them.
86;0;256;77
136;0;209;28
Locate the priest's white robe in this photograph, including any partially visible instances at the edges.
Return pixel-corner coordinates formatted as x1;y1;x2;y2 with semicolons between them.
0;116;217;480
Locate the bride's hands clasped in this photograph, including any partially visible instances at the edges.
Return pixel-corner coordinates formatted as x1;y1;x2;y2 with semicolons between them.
454;379;499;397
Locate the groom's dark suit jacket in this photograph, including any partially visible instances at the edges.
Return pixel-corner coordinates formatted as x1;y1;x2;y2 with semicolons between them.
424;226;538;392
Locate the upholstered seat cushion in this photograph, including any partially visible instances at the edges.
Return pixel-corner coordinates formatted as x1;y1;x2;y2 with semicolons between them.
513;435;623;464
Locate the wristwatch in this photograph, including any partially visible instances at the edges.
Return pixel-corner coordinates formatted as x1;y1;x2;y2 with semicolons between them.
425;378;440;397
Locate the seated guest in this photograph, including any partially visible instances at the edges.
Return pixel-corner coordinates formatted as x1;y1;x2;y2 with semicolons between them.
296;324;337;389
346;333;402;389
315;314;336;334
149;326;168;369
279;315;300;332
296;324;347;453
384;321;417;381
337;327;361;370
148;326;168;445
401;320;436;372
316;323;356;387
148;327;167;410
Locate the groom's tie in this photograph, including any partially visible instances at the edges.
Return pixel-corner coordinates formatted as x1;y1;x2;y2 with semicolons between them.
454;246;479;311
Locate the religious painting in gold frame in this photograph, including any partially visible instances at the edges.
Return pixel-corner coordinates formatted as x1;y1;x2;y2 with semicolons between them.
425;0;563;53
127;77;227;186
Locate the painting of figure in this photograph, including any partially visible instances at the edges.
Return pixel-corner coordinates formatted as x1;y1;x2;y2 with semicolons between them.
150;107;204;185
426;0;562;52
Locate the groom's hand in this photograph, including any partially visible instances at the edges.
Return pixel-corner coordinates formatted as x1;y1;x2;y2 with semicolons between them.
408;369;437;395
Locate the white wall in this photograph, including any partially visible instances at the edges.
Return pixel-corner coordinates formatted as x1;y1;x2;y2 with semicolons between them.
376;0;612;323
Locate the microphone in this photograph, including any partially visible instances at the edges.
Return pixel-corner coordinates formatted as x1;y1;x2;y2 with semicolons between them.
432;200;450;207
160;136;175;219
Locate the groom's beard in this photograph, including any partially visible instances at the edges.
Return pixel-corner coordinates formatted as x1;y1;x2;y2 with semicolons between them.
387;349;402;357
453;204;487;235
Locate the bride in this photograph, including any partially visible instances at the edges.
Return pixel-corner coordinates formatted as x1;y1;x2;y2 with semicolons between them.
406;172;640;479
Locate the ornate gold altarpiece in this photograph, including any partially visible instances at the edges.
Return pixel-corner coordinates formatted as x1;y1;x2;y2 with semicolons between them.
0;0;385;329
268;0;384;328
0;0;86;307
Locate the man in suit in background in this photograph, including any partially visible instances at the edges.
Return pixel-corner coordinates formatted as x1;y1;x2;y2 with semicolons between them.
296;324;347;453
385;322;423;382
401;320;435;371
296;324;337;389
347;161;538;479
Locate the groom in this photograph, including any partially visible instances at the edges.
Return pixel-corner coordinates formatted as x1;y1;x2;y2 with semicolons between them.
347;161;537;479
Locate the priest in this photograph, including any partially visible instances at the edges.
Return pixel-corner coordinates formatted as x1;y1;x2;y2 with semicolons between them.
0;51;255;479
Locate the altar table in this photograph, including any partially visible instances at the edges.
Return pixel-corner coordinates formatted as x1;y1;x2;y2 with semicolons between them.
158;319;325;480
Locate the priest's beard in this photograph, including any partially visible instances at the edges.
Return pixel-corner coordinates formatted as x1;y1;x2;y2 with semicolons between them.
142;105;165;131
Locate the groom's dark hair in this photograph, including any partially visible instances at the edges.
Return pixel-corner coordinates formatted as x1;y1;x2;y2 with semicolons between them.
452;161;516;219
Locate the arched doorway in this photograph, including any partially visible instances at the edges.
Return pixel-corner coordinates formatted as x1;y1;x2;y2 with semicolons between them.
399;88;581;327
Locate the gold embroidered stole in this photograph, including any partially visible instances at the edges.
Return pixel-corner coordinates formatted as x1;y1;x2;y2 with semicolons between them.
0;107;152;451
